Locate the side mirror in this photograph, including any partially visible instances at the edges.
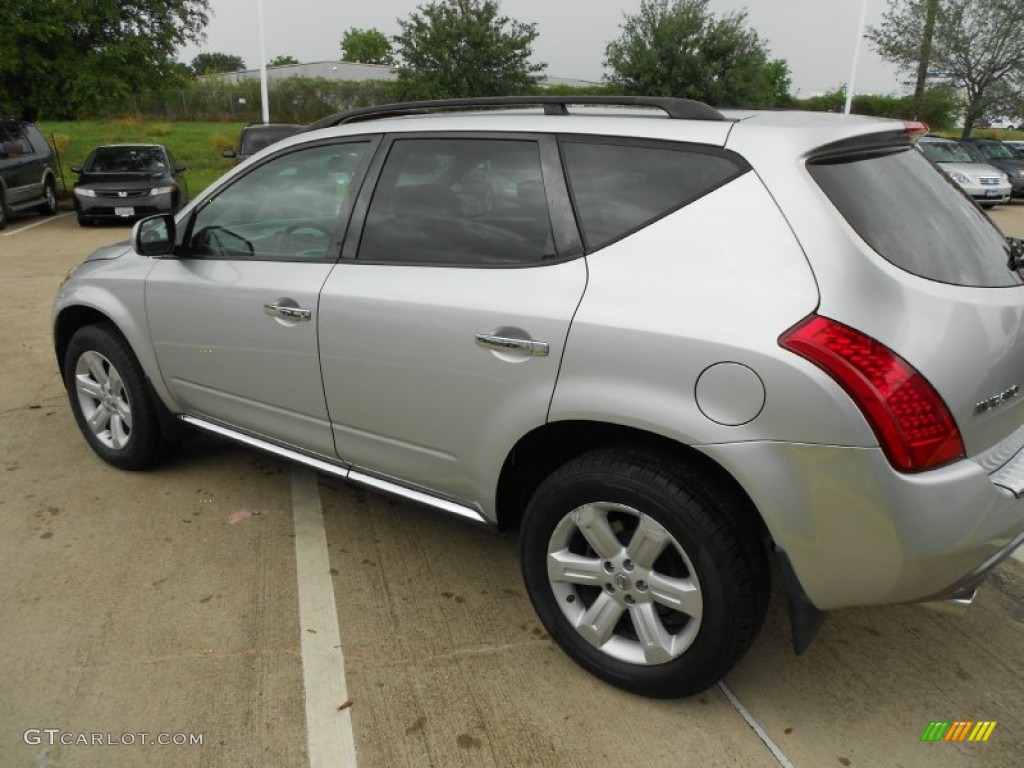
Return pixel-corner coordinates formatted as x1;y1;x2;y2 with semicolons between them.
221;149;236;159
132;214;176;257
71;165;83;174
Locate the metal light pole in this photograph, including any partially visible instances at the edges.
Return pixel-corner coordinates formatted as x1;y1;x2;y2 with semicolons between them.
257;0;270;123
844;0;871;115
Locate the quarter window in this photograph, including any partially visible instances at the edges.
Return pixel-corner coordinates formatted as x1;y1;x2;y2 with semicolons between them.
358;138;554;265
561;139;749;252
187;142;369;262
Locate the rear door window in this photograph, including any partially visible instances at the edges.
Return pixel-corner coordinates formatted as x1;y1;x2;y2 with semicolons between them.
357;137;555;265
809;147;1018;287
560;138;749;252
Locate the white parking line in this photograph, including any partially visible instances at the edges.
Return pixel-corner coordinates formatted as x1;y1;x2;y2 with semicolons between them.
1;212;73;237
718;681;795;768
292;467;358;768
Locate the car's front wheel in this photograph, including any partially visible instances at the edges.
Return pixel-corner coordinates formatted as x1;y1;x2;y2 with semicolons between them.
63;324;167;469
37;178;58;216
520;447;769;698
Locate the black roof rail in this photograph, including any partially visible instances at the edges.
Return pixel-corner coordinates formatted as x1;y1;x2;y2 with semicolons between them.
305;95;726;132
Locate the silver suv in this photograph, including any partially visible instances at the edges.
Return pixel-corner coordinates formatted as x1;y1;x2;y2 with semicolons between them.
52;97;1024;698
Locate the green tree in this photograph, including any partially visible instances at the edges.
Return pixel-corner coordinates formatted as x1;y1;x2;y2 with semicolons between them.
268;55;300;67
394;0;545;100
869;0;1024;136
0;0;209;120
795;85;962;130
604;0;791;108
191;52;246;76
340;28;396;65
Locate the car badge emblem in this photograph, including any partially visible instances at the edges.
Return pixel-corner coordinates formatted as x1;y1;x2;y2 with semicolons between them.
975;384;1020;415
118;191;128;198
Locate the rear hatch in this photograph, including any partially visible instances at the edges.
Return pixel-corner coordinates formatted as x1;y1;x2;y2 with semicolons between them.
804;134;1024;463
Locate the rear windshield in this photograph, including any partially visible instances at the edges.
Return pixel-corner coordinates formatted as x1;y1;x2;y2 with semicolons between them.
809;147;1018;287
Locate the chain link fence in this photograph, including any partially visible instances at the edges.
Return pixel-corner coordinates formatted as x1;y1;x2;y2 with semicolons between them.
93;78;401;123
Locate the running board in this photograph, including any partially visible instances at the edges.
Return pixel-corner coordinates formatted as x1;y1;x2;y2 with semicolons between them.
180;415;489;525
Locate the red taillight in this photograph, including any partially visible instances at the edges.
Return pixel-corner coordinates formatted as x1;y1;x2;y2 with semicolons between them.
780;315;964;473
903;120;930;142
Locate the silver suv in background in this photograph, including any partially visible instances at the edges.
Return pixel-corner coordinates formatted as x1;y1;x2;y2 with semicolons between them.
53;97;1024;698
917;136;1011;207
0;118;59;229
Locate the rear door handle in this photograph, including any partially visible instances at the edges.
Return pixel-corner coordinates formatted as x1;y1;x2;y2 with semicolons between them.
264;303;311;321
475;333;549;357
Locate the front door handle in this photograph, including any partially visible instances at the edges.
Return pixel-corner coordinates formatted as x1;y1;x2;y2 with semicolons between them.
475;333;549;357
264;303;311;321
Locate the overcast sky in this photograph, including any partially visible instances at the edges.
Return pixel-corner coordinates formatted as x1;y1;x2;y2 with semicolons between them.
180;0;906;97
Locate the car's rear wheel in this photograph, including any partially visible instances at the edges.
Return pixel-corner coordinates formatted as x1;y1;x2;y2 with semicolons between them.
64;324;167;469
520;447;769;698
37;178;58;216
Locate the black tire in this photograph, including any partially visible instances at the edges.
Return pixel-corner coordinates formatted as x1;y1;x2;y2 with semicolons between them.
520;446;769;698
63;324;168;470
37;178;58;216
0;190;7;230
77;215;93;227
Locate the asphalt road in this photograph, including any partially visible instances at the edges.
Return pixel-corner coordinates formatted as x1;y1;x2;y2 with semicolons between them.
1;207;1023;768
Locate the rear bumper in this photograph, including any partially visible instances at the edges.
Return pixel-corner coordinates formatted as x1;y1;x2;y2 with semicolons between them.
704;441;1024;611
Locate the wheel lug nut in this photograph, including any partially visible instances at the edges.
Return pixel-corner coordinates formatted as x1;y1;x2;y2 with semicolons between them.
636;580;648;592
566;594;575;603
623;559;634;572
604;583;614;594
603;561;614;573
624;595;635;605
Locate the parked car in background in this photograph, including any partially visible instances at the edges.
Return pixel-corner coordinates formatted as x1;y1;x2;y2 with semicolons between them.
53;97;1024;699
72;144;187;226
1005;141;1024;159
0;117;59;230
917;136;1011;207
957;138;1024;198
986;117;1020;130
221;123;301;164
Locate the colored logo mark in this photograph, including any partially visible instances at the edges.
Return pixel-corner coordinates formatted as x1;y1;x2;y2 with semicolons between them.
921;721;997;742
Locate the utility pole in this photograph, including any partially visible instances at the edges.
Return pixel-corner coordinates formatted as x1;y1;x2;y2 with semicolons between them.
845;0;871;115
912;0;939;120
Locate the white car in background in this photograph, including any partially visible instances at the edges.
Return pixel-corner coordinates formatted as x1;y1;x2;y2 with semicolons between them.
918;136;1011;208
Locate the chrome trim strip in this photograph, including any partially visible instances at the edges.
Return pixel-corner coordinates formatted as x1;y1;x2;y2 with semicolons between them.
919;588;977;617
181;415;348;477
347;469;487;524
180;415;489;525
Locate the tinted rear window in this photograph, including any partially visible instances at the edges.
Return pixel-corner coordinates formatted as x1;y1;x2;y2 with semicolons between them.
562;139;748;252
809;147;1017;287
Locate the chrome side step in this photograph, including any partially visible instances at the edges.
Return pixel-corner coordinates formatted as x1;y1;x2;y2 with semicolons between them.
180;415;489;525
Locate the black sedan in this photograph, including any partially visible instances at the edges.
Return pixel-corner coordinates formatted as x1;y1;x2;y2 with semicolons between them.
72;144;187;226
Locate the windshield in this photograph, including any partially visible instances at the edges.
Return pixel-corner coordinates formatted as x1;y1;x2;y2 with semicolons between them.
919;141;973;163
978;143;1016;161
85;146;167;173
809;146;1017;288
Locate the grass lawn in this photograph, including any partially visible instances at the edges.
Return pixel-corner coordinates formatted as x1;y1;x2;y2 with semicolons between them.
38;119;245;203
